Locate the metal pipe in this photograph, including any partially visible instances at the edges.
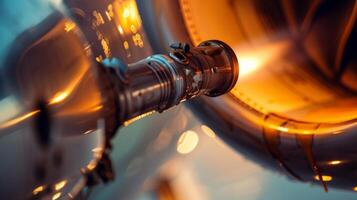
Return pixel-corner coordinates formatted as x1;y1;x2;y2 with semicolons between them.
101;40;238;134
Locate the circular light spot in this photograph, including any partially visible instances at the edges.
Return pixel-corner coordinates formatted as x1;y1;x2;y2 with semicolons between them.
177;130;199;154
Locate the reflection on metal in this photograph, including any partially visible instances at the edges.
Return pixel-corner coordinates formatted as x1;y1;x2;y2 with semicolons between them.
328;160;342;165
0;110;39;130
200;125;216;138
172;0;357;192
52;192;61;200
99;40;238;132
155;179;178;200
117;25;124;35
123;111;155;126
177;130;199;154
32;185;46;195
113;0;142;35
54;180;67;191
0;8;106;199
314;175;333;182
48;62;88;105
86;160;97;171
64;21;76;32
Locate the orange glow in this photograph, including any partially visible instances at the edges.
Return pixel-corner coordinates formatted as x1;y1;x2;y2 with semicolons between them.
113;0;142;35
179;0;357;136
130;25;137;33
92;10;105;26
123;111;155;126
54;180;67;191
64;21;76;32
96;55;103;62
50;92;68;105
86;160;97;171
92;147;103;154
233;41;290;78
260;117;356;136
123;8;130;18
123;41;130;50
48;61;89;105
117;25;124;35
265;123;312;134
132;33;144;48
328;160;342;165
237;57;261;76
52;192;61;200
101;38;111;58
32;185;45;195
105;4;114;21
177;130;199;154
314;175;332;182
89;105;103;112
353;186;357;192
0;110;40;130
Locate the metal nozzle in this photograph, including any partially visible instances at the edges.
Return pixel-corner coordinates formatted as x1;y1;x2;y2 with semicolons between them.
101;40;239;131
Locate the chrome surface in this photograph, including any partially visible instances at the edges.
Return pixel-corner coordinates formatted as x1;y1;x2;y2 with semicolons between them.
103;40;238;125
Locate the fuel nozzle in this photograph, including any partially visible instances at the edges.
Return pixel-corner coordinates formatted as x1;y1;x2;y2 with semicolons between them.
101;40;238;134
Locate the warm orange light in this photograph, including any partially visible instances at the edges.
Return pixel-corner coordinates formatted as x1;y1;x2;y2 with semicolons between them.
179;0;357;137
92;147;103;154
123;8;130;18
86;160;97;171
113;0;142;35
201;125;216;138
238;57;262;76
123;41;130;50
177;130;199;154
54;180;67;191
233;41;290;78
117;25;124;35
314;175;332;182
353;186;357;192
64;21;76;32
101;38;111;58
32;185;45;195
50;92;69;105
253;116;355;136
328;160;342;165
123;111;155;126
89;105;103;112
0;110;40;130
276;126;289;133
48;62;89;105
52;192;61;200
